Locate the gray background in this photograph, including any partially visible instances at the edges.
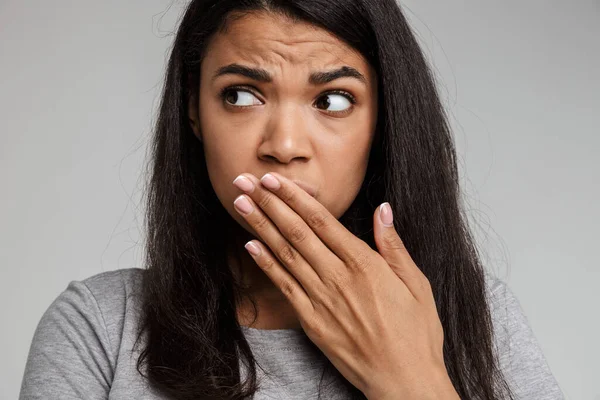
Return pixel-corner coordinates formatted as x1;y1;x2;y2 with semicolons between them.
1;1;598;398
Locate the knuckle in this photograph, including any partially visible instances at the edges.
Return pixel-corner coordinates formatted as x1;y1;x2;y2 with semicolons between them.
382;234;406;252
261;256;275;272
279;279;296;298
306;209;330;230
304;314;325;338
253;215;271;232
256;192;273;210
347;250;371;274
276;242;298;265
323;273;348;293
287;221;308;245
281;188;299;205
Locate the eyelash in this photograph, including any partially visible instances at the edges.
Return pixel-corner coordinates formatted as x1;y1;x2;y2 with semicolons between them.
218;85;357;113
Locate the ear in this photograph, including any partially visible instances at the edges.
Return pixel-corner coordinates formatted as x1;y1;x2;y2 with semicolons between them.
187;93;202;141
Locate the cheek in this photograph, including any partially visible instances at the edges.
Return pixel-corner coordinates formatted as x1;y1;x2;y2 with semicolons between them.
201;141;259;235
197;93;258;233
320;154;370;219
207;164;258;236
203;144;240;207
324;177;366;219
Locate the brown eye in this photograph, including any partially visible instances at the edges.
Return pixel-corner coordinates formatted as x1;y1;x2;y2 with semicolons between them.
220;86;261;107
314;91;356;113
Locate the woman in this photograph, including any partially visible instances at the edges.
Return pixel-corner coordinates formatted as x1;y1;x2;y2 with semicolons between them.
19;1;565;399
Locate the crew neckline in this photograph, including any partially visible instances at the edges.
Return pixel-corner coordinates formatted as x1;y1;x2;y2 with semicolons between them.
240;325;311;350
240;324;304;336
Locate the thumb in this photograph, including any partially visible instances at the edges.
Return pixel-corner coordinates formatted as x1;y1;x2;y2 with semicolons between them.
373;202;407;273
374;203;432;301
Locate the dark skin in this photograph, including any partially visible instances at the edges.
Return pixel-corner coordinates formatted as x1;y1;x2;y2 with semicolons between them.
188;11;378;329
188;11;460;399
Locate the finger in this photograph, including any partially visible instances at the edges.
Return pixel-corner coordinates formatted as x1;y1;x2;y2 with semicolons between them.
373;202;432;302
260;171;371;268
232;192;325;300
234;173;343;281
243;239;315;317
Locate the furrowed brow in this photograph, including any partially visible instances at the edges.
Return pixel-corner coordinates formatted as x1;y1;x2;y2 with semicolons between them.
212;63;367;86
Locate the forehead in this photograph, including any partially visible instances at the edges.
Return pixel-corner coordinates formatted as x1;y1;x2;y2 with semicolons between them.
203;11;371;77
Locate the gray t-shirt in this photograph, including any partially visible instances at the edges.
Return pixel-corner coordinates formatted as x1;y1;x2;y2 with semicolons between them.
19;268;565;399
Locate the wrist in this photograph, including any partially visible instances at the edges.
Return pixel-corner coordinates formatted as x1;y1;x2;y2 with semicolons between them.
365;367;460;400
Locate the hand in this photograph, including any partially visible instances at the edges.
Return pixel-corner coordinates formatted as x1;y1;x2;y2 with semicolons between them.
231;171;459;399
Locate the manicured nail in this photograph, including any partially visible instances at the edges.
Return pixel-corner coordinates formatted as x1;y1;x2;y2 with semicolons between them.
234;195;254;214
379;202;394;227
245;241;261;256
233;175;255;193
260;173;280;190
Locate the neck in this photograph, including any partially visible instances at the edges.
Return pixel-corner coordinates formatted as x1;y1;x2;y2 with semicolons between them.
226;225;301;329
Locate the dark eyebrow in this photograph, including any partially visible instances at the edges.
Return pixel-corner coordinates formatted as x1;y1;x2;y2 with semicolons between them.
211;63;367;86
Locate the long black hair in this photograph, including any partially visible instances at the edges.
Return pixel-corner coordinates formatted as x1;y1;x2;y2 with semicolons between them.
134;0;517;399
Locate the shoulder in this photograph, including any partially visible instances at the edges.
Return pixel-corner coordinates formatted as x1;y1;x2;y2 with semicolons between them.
63;267;146;326
481;271;566;399
482;270;518;318
41;267;145;325
78;267;145;303
481;270;522;349
49;267;147;358
20;268;148;398
482;269;510;297
76;267;146;342
482;271;531;340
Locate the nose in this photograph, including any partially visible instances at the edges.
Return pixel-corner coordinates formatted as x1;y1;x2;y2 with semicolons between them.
257;107;312;164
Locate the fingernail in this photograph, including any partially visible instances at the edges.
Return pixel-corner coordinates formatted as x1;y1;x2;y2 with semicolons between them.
234;195;254;214
379;202;394;227
233;175;255;193
244;241;261;256
260;173;280;190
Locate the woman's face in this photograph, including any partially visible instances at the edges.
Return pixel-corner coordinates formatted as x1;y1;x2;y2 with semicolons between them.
189;11;378;238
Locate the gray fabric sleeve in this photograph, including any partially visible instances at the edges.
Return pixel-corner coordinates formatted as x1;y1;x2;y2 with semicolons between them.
489;277;565;399
19;280;114;400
